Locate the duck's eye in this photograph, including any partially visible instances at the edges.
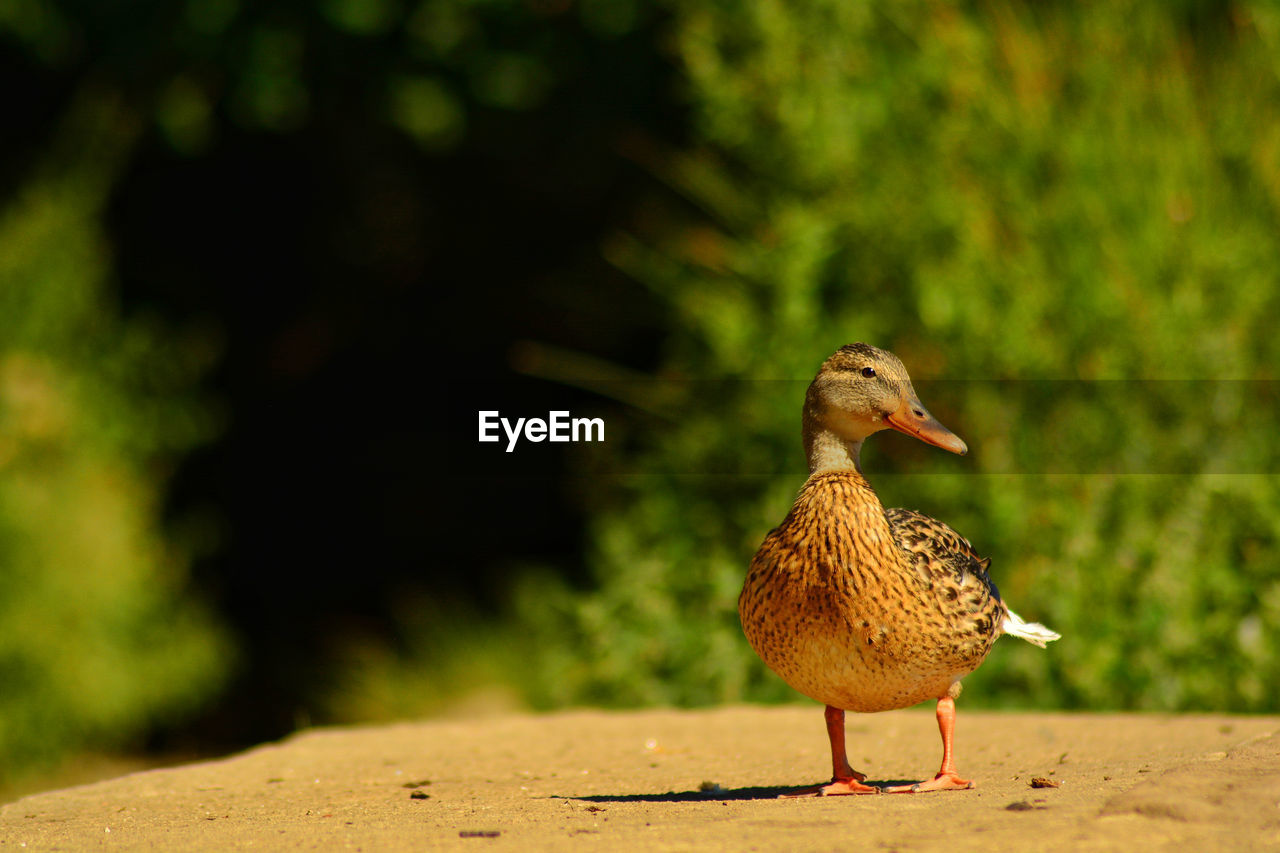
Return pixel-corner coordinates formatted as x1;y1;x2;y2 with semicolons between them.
860;366;876;378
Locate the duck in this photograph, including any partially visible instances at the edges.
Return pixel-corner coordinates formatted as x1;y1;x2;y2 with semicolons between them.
740;343;1059;795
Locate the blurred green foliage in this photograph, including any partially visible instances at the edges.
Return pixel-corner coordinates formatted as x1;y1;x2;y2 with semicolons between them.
0;0;687;785
508;0;1280;712
0;95;229;783
2;0;674;777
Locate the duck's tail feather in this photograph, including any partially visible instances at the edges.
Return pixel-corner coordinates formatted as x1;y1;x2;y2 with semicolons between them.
1001;608;1061;648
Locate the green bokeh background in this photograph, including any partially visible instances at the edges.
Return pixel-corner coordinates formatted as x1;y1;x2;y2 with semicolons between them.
504;0;1280;712
2;0;1279;788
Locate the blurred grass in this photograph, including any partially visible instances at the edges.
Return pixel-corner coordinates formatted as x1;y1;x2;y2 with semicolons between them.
0;92;230;786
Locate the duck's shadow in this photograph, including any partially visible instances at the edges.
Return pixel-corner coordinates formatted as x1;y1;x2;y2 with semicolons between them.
556;780;917;803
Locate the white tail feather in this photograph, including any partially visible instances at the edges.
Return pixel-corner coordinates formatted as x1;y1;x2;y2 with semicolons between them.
1001;608;1061;648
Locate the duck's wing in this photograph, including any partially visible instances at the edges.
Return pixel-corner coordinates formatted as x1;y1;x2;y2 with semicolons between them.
885;507;1061;648
885;507;999;600
884;506;1004;648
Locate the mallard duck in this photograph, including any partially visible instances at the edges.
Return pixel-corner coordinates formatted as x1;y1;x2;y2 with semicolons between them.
740;343;1059;795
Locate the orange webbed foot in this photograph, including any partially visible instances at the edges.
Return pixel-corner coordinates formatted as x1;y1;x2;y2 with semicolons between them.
880;695;975;793
781;775;881;798
884;772;973;794
783;706;884;796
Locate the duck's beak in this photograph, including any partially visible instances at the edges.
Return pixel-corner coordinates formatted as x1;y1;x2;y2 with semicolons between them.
885;394;968;455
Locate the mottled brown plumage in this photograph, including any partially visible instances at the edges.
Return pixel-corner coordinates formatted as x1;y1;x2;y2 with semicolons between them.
740;344;1058;795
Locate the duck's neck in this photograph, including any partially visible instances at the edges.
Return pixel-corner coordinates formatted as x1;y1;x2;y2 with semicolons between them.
805;427;866;476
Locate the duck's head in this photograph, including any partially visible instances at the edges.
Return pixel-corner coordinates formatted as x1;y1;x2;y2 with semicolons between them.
803;343;966;472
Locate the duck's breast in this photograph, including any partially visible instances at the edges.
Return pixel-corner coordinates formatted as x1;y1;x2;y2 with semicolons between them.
739;474;1000;712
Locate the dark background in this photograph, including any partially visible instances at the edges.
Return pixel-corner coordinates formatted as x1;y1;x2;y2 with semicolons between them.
4;0;679;748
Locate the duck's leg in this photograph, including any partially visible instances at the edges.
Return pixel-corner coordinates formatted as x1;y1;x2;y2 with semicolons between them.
885;696;974;793
782;705;880;796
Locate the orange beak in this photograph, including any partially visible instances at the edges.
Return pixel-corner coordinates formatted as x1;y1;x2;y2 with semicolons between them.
885;395;968;455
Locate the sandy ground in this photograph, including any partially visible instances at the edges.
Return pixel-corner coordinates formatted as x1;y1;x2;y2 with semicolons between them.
2;706;1277;851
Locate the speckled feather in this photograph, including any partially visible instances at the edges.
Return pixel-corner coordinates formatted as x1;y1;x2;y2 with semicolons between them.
885;507;1000;628
740;471;1004;713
